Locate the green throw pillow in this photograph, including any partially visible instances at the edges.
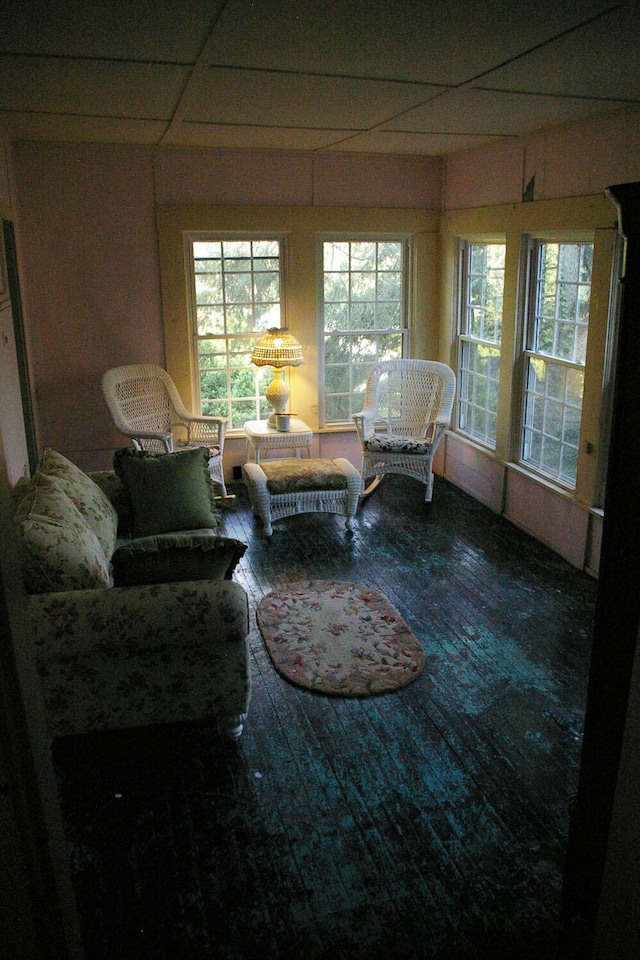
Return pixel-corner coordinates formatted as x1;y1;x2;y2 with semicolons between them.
113;447;221;538
112;532;247;586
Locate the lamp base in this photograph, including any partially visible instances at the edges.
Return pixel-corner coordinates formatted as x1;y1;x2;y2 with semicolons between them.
265;369;289;423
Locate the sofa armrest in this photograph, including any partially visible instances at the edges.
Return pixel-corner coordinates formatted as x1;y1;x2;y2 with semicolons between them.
27;579;251;738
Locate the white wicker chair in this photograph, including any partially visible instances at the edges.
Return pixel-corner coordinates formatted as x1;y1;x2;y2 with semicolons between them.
352;359;456;503
102;364;230;499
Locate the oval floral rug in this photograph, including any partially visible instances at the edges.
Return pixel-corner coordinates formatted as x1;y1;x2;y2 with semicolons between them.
256;579;425;696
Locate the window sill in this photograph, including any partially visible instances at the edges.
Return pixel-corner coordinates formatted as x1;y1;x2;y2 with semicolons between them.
318;423;357;434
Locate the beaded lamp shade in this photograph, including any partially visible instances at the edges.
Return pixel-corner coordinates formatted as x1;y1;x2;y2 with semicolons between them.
251;328;304;423
250;328;304;368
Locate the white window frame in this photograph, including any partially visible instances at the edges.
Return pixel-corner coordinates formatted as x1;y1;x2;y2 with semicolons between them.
318;235;410;427
519;237;594;490
455;239;505;450
185;232;288;431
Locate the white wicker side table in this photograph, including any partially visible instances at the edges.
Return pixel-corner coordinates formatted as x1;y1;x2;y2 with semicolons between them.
243;417;313;463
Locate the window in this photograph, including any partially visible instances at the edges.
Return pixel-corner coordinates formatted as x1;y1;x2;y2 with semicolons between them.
187;236;285;429
321;238;408;424
456;242;505;449
521;240;593;488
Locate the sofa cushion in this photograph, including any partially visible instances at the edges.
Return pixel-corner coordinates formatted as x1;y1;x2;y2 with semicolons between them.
16;473;112;593
112;531;247;586
37;448;118;559
88;470;134;537
113;446;221;538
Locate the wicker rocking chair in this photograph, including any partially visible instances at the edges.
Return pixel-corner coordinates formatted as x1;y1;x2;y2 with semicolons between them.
102;363;231;500
352;359;456;503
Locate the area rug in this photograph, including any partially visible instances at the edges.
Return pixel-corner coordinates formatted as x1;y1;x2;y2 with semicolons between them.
256;579;425;696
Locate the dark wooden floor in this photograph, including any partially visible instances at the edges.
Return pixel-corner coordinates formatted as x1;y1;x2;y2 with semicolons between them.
52;474;597;960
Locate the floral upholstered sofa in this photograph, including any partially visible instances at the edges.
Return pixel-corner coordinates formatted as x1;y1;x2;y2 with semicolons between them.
12;447;251;740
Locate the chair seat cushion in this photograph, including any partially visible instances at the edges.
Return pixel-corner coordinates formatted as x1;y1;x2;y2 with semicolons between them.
260;458;348;495
175;440;221;457
364;435;433;455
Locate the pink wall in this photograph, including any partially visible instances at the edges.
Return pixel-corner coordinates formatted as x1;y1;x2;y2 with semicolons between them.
155;148;441;208
8;108;640;474
11;144;442;470
444;105;640;210
13;143;164;465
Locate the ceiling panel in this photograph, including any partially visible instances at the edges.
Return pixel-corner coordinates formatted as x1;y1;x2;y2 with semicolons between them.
181;68;444;130
475;4;640;100
0;0;637;156
381;87;627;138
0;0;223;62
203;0;616;86
327;129;502;156
0;57;189;119
0;113;168;145
164;122;352;152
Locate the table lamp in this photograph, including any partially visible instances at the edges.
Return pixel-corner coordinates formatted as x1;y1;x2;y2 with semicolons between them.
251;327;304;425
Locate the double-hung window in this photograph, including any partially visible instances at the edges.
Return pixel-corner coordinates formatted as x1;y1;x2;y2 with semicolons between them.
521;239;593;488
457;241;505;449
320;238;409;424
187;235;285;429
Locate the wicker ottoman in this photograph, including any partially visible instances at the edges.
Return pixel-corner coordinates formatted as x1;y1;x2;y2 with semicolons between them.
242;457;360;537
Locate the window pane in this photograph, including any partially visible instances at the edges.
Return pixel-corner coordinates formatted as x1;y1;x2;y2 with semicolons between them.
534;242;592;364
456;242;504;450
196;306;224;336
324;302;349;332
457;341;501;448
321;239;407;424
325;365;350;394
189;236;284;424
522;357;584;487
463;242;505;343
325;394;351;422
522;240;593;488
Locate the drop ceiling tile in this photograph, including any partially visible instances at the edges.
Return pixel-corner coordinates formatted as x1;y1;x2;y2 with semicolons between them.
477;5;640;100
0;56;189;119
0;111;168;145
163;122;350;152
381;87;626;137
204;0;614;86
180;67;441;130
0;0;222;62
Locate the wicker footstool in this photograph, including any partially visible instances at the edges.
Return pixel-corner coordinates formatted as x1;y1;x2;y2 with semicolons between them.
242;457;360;537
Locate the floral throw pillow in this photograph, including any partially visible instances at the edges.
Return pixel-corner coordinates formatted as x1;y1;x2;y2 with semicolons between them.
37;448;118;560
16;473;112;593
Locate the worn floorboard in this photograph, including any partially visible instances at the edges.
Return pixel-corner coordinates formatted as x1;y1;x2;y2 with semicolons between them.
52;475;597;959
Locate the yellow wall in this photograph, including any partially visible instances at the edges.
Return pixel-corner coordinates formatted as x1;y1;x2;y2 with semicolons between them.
156;204;439;435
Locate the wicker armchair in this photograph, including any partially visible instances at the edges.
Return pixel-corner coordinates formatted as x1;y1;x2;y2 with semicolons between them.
352;359;456;503
102;364;230;499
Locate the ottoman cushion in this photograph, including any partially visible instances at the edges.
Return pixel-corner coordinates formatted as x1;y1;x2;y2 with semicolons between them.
260;458;348;495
